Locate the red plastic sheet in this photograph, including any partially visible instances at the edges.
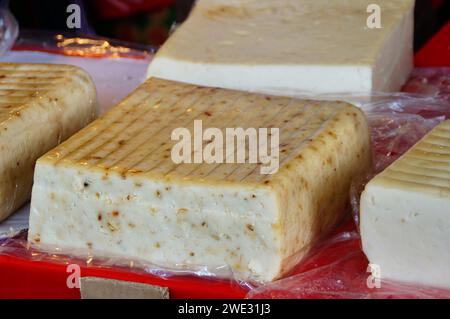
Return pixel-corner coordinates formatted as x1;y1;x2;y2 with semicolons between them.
414;21;450;67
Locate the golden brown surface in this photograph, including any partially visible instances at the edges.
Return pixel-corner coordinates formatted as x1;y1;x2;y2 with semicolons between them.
371;120;450;197
42;77;370;186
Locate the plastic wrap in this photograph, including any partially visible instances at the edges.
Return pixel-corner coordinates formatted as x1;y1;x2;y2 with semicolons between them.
1;65;450;297
0;3;18;56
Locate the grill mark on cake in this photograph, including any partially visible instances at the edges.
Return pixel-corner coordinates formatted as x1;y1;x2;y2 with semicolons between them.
373;122;450;196
240;102;335;183
0;72;69;124
385;168;450;188
402;155;450;171
0;96;38;104
0;77;64;84
76;82;196;166
423;136;450;146
53;93;161;162
0;84;62;91
0;90;49;98
145;90;244;176
377;176;450;194
164;94;270;176
202;96;294;180
273;105;343;169
124;89;243;173
81;86;200;166
430;131;450;140
104;89;219;172
184;97;292;176
57;82;193;164
67;99;163;162
389;162;450;179
41;79;365;189
0;70;67;76
225;99;320;181
102;87;218;171
408;149;450;161
415;144;450;155
434;127;450;134
163;92;251;177
176;93;274;178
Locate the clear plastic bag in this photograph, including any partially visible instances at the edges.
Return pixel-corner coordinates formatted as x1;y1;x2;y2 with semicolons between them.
1;67;450;297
